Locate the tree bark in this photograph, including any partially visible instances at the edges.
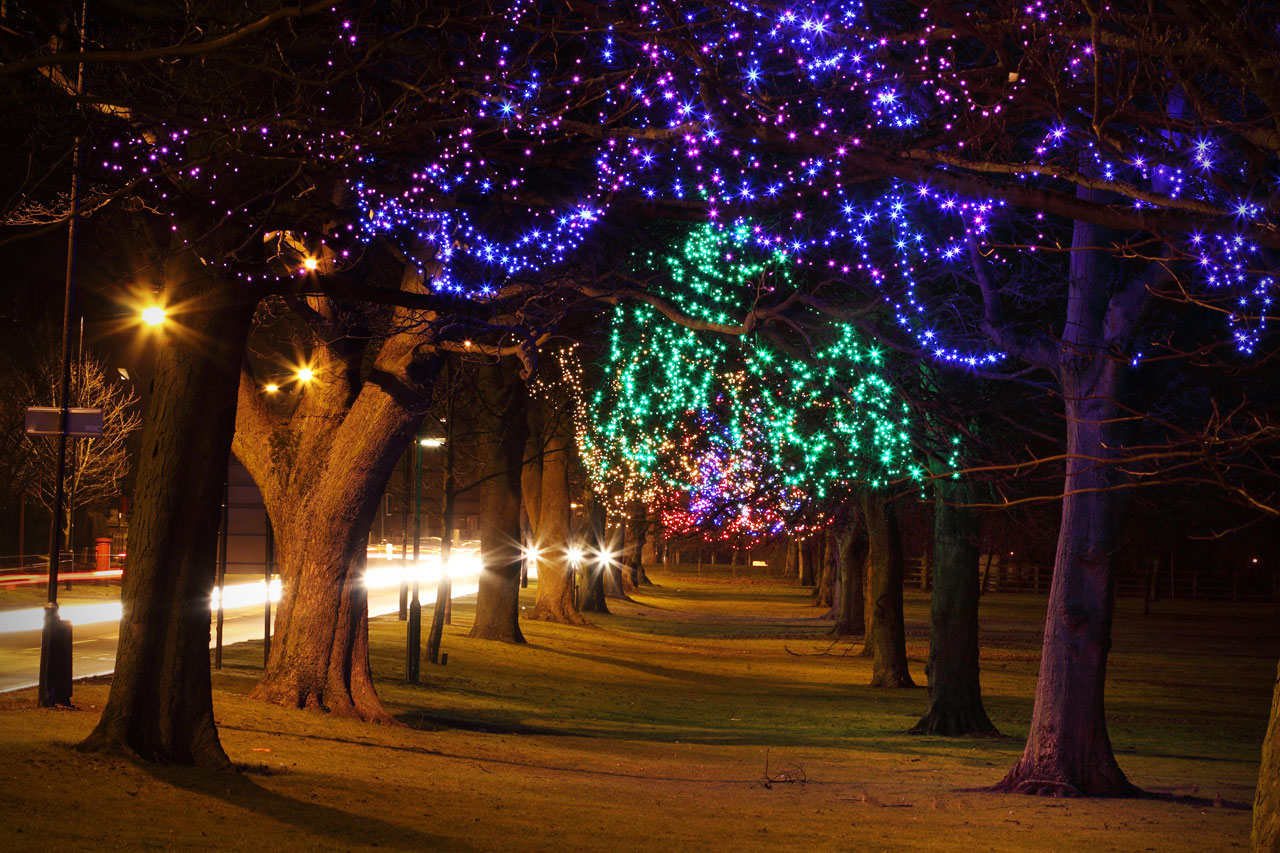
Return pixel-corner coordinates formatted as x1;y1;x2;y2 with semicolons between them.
990;387;1137;795
862;492;915;688
80;255;255;766
815;532;837;609
521;433;542;540
527;425;584;624
627;501;650;587
469;359;529;642
910;477;997;735
798;538;816;586
234;288;440;722
578;498;609;613
1254;661;1280;852
832;507;867;637
991;217;1140;794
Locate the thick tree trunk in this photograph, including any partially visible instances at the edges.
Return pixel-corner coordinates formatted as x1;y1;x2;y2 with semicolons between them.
233;291;440;722
80;259;255;766
1254;661;1280;851
528;428;584;624
910;477;996;736
991;373;1136;795
832;508;867;637
247;516;394;723
862;492;915;688
469;360;528;642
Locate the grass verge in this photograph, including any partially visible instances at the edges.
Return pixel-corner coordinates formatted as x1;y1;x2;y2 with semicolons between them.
0;568;1273;851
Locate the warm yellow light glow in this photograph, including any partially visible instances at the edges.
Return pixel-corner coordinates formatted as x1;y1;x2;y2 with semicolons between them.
264;384;279;393
463;340;473;349
302;257;319;271
141;306;166;326
567;547;583;564
297;367;314;382
420;437;444;447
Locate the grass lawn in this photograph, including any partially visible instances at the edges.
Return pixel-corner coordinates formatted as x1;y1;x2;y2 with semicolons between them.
0;581;122;611
0;567;1273;851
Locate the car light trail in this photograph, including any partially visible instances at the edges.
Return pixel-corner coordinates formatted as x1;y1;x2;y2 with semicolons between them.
0;560;483;634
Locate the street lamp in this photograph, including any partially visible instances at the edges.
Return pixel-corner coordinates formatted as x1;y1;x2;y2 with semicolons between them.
141;305;166;326
406;432;424;683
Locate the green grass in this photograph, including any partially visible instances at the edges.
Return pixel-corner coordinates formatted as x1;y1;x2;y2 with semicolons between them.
0;581;121;610
0;567;1273;851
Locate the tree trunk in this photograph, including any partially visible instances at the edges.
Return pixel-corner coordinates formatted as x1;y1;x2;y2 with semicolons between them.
798;538;816;586
469;359;529;642
521;433;542;540
606;523;631;598
862;492;915;688
247;512;394;723
233;306;439;722
627;502;650;586
992;334;1137;794
527;427;583;624
80;258;255;766
815;532;837;609
1253;661;1280;851
986;196;1176;795
832;507;867;637
579;564;609;612
910;477;996;735
578;498;609;613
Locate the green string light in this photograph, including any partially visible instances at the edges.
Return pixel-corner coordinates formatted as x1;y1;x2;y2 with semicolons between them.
579;220;928;539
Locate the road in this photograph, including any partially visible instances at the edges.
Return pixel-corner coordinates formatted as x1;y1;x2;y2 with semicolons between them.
0;554;481;693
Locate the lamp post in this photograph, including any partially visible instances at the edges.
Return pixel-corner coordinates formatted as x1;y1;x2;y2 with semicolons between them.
399;452;410;620
425;431;451;664
37;6;88;707
406;431;423;683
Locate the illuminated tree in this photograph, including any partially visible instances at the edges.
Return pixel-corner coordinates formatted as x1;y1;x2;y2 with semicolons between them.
580;220;926;536
6;0;1273;789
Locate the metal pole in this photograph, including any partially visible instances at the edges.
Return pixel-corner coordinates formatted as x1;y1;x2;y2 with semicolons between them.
37;6;85;708
17;491;24;572
65;316;85;593
263;517;274;668
214;479;228;669
406;433;422;683
441;429;454;627
399;451;409;620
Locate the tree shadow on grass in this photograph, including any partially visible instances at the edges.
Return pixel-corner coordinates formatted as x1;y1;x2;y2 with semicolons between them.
137;759;466;851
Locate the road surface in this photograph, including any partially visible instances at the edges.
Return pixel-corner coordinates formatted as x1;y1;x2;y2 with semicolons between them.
0;554;481;693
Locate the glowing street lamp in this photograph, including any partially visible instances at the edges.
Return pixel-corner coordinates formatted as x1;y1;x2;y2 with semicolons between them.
297;367;314;382
141;305;166;326
264;383;279;393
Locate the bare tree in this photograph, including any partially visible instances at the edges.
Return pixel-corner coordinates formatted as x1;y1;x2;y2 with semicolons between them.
22;348;140;542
